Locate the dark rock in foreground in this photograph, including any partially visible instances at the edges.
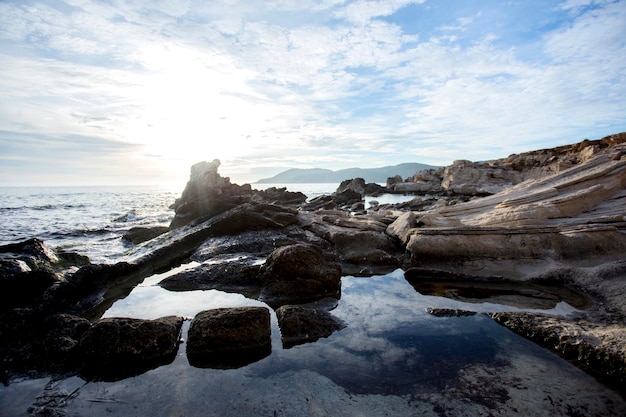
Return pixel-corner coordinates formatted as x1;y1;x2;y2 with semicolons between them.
259;243;342;308
187;307;271;369
122;226;169;244
276;305;346;348
79;316;183;381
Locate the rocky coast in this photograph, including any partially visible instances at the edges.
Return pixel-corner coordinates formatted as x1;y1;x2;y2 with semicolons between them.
1;133;626;415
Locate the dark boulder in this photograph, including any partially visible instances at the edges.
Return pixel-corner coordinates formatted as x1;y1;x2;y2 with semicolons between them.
0;269;59;309
259;244;341;308
253;187;307;206
33;313;91;371
301;195;336;211
159;258;262;297
276;305;346;348
170;159;253;229
0;238;60;270
186;307;271;369
331;189;362;206
79;316;183;381
122;226;169;244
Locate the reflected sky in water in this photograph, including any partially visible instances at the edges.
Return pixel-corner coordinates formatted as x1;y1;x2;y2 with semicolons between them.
5;267;624;416
101;268;585;395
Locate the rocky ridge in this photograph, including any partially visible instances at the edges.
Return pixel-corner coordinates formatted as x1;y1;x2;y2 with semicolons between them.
1;132;625;391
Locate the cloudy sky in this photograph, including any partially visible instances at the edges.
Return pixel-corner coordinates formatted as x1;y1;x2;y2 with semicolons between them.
1;0;624;186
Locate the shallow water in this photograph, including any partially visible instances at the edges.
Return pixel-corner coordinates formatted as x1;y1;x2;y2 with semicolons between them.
3;269;624;416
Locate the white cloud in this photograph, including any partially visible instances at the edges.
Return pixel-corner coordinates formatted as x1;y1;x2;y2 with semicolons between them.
0;0;624;185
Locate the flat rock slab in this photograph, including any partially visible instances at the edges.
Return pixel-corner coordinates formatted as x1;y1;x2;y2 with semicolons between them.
490;312;626;391
79;316;183;381
276;305;346;348
187;307;271;369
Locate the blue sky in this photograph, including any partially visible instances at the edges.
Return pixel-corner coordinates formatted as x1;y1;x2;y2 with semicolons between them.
1;0;624;186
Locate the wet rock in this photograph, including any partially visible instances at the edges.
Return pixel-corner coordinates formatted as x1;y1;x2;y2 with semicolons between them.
0;238;60;269
490;312;626;391
159;258;262;297
426;308;477;317
259;244;341;308
187;307;271;369
31;314;91;371
0;270;59;309
276;305;346;348
44;261;141;315
191;227;327;261
122;226;169;244
79;316;183;381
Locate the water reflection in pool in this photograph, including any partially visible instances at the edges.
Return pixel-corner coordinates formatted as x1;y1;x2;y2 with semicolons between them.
6;269;623;416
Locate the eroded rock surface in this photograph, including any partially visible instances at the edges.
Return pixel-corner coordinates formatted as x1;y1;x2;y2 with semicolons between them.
491;312;626;390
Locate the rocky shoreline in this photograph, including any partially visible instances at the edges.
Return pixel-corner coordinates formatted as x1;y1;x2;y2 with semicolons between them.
1;133;625;396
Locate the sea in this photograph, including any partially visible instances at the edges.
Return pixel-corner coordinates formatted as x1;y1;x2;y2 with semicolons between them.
0;183;341;263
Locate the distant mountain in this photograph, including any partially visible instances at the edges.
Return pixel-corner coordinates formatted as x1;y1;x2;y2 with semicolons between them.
256;163;438;184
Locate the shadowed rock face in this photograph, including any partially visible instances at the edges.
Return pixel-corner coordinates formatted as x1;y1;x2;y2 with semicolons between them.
259;243;342;308
170;160;254;229
79;316;184;381
186;307;271;369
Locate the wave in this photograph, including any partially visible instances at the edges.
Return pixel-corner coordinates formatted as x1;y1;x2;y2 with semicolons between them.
0;204;89;212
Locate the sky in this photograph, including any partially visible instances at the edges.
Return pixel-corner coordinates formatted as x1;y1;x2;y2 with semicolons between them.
0;0;625;187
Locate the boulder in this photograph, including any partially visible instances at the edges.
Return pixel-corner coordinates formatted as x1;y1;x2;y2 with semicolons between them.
79;316;183;381
0;269;59;309
122;226;169;244
33;313;91;370
159;258;262;297
253;187;307;206
186;307;271;369
331;188;362;206
259;244;341;307
0;238;60;269
276;305;346;348
170;159;253;229
336;178;366;195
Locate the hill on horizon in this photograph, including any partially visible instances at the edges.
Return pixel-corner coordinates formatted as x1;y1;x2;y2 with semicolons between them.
255;162;438;184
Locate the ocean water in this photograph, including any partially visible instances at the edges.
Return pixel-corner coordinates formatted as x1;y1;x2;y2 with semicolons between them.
0;185;180;263
0;183;341;263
